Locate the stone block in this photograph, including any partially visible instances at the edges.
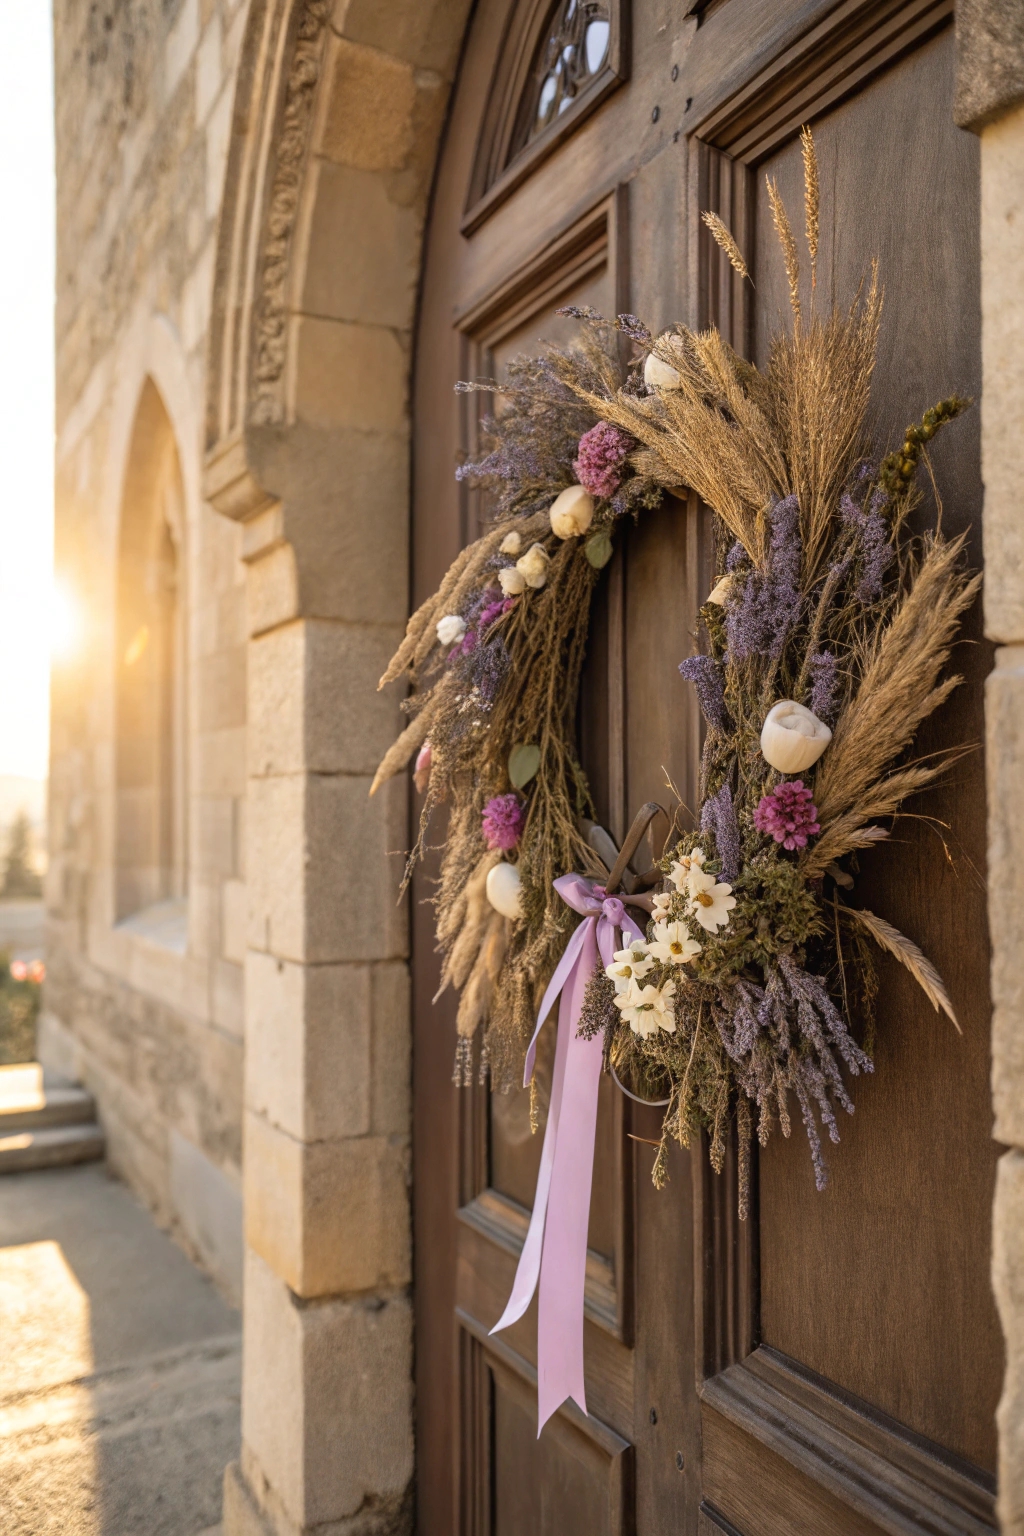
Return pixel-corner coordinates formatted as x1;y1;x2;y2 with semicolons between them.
304;773;407;963
981;103;1024;643
247;543;300;638
370;961;411;1136
245;952;372;1142
955;0;1024;131
332;0;471;78
248;421;410;626
243;1112;410;1296
995;1150;1024;1531
188;873;221;961
223;878;247;964
213;957;245;1038
289;315;408;436
317;37;417;173
170;1127;244;1302
249;619;405;778
247;772;406;964
196;643;247;732
181;236;216;355
195;14;222;123
192;795;237;877
241;1250;413;1530
206;66;234;221
166;0;200;100
987;647;1024;1146
246;774;306;960
223;1460;274;1536
301;161;419;328
248;623;305;778
195;727;247;796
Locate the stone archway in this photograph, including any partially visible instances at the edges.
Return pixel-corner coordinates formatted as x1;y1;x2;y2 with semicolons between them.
204;3;472;1532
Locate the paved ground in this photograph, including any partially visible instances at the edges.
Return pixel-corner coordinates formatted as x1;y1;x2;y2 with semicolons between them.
0;1162;240;1535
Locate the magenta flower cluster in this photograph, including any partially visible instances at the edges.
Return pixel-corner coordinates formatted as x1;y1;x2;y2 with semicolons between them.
453;590;516;658
482;793;525;851
572;421;635;499
753;780;821;850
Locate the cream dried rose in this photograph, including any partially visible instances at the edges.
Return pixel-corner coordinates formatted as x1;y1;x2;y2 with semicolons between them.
436;613;467;646
516;543;551;589
498;566;526;596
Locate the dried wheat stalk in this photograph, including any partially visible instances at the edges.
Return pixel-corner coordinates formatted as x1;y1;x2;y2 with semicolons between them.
839;904;959;1031
702;211;751;282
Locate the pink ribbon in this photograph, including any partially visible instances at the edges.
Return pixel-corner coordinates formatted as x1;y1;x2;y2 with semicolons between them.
490;873;645;1434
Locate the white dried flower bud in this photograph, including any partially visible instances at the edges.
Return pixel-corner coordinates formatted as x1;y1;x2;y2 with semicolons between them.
706;574;733;606
644;334;684;391
760;700;832;773
499;529;523;555
498;566;526;596
549;484;595;539
486;860;523;919
436;613;467;646
516;543;551;589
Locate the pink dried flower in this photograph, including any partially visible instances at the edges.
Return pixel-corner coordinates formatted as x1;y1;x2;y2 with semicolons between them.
413;741;432;794
572;421;635;499
482;793;524;851
753;779;820;850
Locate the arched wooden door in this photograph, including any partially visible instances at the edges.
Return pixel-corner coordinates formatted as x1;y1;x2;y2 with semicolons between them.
412;3;1002;1532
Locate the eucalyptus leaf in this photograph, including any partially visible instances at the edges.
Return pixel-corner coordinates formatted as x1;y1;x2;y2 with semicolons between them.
508;742;541;789
585;530;614;569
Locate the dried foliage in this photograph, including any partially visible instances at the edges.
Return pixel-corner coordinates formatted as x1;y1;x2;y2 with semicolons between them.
373;129;976;1207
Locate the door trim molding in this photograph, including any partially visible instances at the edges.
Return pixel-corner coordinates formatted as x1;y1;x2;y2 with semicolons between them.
687;0;954;355
461;0;631;235
457;1188;620;1336
456;1307;636;1535
693;0;953;163
701;1346;997;1535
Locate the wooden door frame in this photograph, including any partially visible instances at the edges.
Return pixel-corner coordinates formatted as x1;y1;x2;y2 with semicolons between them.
686;3;996;1529
450;185;638;1535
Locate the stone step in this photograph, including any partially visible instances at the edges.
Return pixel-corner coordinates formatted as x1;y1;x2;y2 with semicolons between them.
0;1121;105;1173
0;1082;98;1132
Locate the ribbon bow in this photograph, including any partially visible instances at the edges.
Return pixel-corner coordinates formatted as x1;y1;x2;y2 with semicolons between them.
490;873;645;1433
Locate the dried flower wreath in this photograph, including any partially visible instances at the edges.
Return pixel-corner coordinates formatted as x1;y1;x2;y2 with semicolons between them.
372;130;975;1422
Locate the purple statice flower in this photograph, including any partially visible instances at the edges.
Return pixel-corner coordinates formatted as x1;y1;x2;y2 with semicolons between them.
482;793;524;851
808;651;839;724
726;540;747;572
753;779;821;850
572;421;635;499
700;782;741;883
840;489;893;603
453;589;515;658
725;495;802;661
679;654;731;733
473;637;510;704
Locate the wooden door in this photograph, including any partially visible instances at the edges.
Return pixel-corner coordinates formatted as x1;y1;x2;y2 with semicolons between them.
411;3;1002;1533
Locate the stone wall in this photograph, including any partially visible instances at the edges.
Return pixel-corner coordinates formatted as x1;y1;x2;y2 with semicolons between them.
204;4;470;1530
46;0;252;1300
956;4;1024;1530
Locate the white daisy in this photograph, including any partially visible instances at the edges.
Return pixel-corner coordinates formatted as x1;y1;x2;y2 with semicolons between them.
614;977;677;1038
604;940;654;994
668;847;706;894
647;920;702;965
687;869;737;932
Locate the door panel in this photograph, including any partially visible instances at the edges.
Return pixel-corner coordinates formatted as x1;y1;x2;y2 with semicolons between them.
413;1;999;1531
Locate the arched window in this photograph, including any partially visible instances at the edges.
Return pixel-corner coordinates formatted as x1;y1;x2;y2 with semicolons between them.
114;380;187;922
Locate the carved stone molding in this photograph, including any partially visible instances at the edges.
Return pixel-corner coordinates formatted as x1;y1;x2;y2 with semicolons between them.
251;0;330;428
204;0;330;521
